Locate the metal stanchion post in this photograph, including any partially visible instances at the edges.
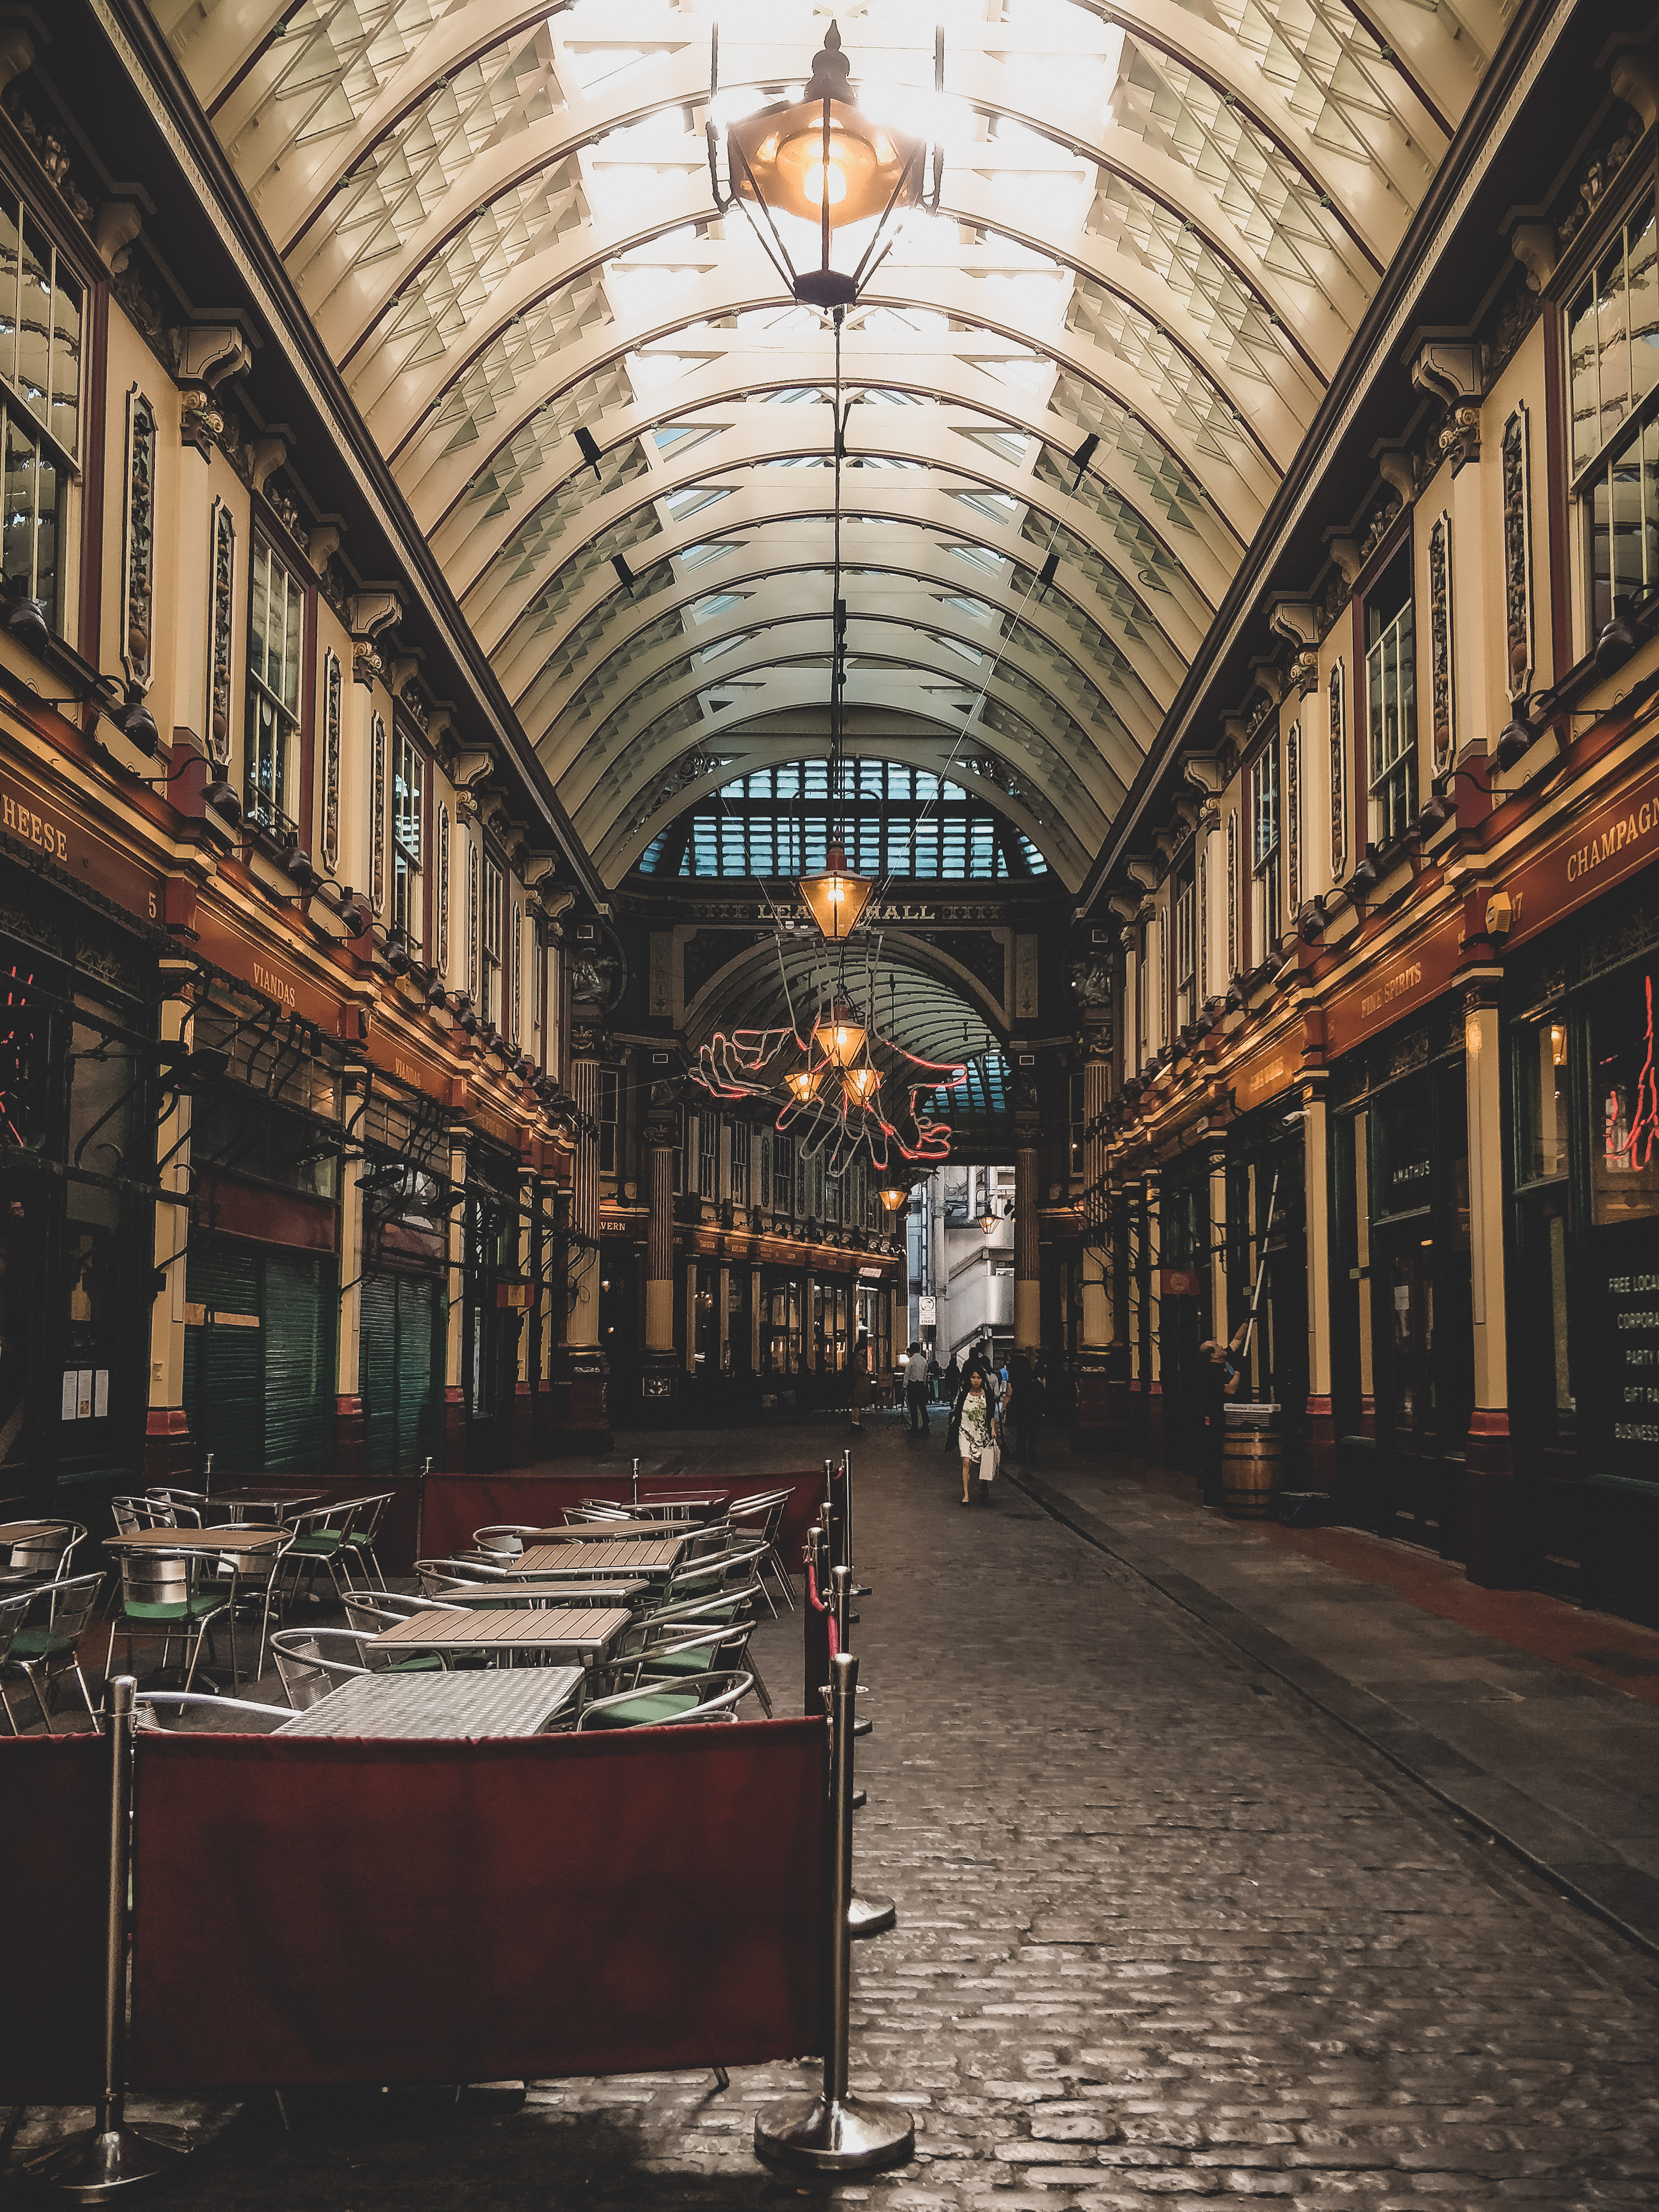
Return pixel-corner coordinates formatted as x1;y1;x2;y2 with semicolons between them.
34;1677;190;2200
830;1565;895;1943
754;1653;914;2175
840;1447;854;1576
631;1456;641;1510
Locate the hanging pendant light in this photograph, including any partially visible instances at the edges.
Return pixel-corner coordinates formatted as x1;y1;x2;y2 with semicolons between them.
723;23;929;310
785;1063;826;1104
841;1063;880;1105
799;843;874;941
878;1183;909;1213
812;994;867;1067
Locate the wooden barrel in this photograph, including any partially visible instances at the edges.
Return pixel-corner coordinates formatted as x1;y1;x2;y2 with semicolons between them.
1221;1421;1283;1520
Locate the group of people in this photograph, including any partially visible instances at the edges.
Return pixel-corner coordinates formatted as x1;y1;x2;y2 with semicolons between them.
898;1340;1047;1507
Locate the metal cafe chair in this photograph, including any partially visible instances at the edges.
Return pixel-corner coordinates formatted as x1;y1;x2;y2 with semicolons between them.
132;1690;291;1732
414;1557;516;1595
274;1624;453;1700
473;1524;541;1557
279;1501;359;1607
622;1619;772;1718
270;1628;380;1710
576;1670;755;1731
146;1486;211;1525
113;1550;234;1697
3;1572;106;1732
332;1492;394;1590
208;1529;295;1692
660;1542;774;1617
0;1518;86;1591
725;1489;797;1611
341;1590;467;1631
0;1587;37;1732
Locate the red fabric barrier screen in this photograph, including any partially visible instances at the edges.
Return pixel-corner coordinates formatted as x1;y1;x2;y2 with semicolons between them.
130;1720;826;2089
422;1469;826;1570
0;1736;107;2100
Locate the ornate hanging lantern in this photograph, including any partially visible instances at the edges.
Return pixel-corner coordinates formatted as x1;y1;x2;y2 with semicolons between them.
799;843;874;942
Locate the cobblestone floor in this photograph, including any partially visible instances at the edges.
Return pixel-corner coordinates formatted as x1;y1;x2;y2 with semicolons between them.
12;1418;1659;2210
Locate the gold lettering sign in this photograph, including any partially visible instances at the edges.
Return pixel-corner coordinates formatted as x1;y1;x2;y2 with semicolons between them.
251;960;299;1009
1359;960;1424;1023
1565;792;1659;886
1;785;70;862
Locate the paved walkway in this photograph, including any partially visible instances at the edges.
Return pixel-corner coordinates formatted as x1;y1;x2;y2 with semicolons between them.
14;1416;1659;2209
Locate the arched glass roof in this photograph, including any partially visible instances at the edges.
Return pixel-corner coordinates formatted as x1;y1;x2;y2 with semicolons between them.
639;759;1051;877
161;0;1513;890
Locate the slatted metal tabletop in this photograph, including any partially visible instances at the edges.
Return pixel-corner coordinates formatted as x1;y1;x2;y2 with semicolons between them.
431;1579;647;1608
514;1539;685;1579
274;1667;584;1737
370;1606;634;1661
519;1521;700;1546
105;1528;285;1556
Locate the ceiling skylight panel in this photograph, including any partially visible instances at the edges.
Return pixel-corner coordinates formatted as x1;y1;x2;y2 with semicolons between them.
432;276;608;451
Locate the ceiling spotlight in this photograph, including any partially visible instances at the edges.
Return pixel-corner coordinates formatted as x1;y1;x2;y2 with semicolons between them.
575;426;602;479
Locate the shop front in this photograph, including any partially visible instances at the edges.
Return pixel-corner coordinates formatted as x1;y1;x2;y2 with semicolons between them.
1328;917;1475;1558
1153;1144;1212;1483
759;1266;805;1402
0;847;164;1513
462;1135;525;1473
1504;866;1659;1624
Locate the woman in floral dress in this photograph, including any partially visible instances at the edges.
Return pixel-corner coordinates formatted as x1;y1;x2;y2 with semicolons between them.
950;1364;997;1508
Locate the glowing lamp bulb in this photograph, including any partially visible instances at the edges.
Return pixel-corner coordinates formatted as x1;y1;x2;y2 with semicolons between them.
805;159;847;208
786;1066;824;1103
842;1065;880;1104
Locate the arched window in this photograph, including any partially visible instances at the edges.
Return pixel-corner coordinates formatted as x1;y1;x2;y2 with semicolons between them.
637;761;1049;879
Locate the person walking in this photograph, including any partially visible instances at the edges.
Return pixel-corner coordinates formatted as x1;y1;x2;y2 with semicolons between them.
947;1361;999;1507
927;1351;941;1403
901;1341;932;1436
941;1351;961;1405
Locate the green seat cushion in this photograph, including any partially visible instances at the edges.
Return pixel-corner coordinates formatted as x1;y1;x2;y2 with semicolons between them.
289;1533;343;1555
123;1595;223;1622
648;1645;720;1675
382;1655;446;1674
9;1629;80;1658
587;1688;700;1728
343;1531;377;1548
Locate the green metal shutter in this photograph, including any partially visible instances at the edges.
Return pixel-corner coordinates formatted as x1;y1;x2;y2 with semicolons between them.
359;1272;398;1477
396;1275;440;1473
182;1243;262;1478
262;1251;335;1476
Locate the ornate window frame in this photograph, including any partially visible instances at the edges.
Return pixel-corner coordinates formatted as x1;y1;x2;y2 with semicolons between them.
467;835;481;1002
1226;807;1239;979
1285;721;1301;918
511;900;523;1043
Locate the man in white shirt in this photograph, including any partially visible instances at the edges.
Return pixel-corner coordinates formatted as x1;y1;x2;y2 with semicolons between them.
902;1343;932;1435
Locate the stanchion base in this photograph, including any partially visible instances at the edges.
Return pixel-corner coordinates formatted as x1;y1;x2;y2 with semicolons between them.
28;2123;193;2200
754;2093;914;2175
849;1889;897;1939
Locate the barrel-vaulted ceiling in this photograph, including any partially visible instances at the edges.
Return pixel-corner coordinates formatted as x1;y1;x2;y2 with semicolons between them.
159;0;1512;892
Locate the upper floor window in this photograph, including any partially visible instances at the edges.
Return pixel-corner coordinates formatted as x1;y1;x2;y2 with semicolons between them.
773;1132;796;1215
1173;862;1196;1029
729;1118;750;1205
1568;198;1659;631
391;729;424;952
246;535;306;841
698;1110;719;1200
1365;545;1415;846
1251;747;1280;961
596;1066;619;1175
480;856;503;1025
1134;921;1149;1069
0;192;81;635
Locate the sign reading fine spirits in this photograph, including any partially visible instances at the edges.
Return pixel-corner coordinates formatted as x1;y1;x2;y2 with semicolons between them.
1322;910;1465;1058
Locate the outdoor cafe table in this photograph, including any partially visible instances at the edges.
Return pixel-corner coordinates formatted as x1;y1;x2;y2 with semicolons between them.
369;1606;634;1666
513;1539;686;1583
206;1485;327;1524
524;1521;703;1546
104;1527;286;1558
275;1666;585;1737
432;1579;649;1609
0;1521;61;1546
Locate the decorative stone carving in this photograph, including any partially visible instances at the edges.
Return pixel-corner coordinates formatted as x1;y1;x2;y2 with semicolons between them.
205;500;235;766
1378;450;1417;505
346;589;401;687
1226;808;1238;977
1285;722;1301;917
95;201;141;275
172;326;252;456
321;651;342;876
1503;406;1534;701
1429;512;1454;774
1412;342;1484;471
1328;661;1347;882
120;387;156;691
369;713;388;916
436;803;451;979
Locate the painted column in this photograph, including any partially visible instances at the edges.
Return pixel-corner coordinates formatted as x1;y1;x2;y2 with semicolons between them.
1300;1079;1336;1488
512;1167;536;1464
1014;1141;1042;1351
717;1261;731;1374
1143;1169;1164;1460
643;1102;678;1408
333;1068;368;1479
555;1038;610;1448
145;961;196;1484
749;1263;763;1375
444;1120;468;1470
1463;984;1516;1585
1074;1045;1113;1447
